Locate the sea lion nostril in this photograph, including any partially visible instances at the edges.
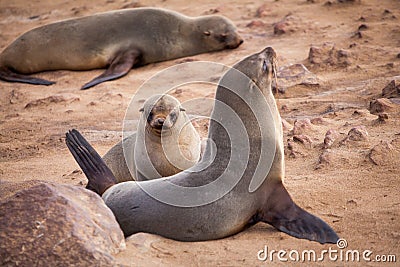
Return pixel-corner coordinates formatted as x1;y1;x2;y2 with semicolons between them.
157;118;165;125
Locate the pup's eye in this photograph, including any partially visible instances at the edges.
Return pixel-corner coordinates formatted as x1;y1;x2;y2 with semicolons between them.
147;112;154;122
169;112;177;122
262;60;268;72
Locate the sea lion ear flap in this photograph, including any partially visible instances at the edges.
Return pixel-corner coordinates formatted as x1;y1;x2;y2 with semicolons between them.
139;107;144;112
180;107;186;112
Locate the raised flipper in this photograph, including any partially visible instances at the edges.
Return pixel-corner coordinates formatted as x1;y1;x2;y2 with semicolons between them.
0;67;55;86
81;49;141;90
65;129;117;195
259;182;339;244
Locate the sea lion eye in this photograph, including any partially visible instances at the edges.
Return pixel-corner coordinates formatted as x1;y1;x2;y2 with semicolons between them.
216;33;227;42
262;60;268;72
203;31;211;36
169;112;177;122
147;111;154;122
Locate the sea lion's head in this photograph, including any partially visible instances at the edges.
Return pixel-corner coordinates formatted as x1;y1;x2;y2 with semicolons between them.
233;47;278;95
140;94;185;135
197;15;244;50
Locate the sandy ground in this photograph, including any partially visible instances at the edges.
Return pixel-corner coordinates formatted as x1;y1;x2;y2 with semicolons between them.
0;0;399;266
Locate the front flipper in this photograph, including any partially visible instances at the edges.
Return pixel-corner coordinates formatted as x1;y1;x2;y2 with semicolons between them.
81;49;141;90
0;67;55;86
260;182;339;244
66;129;117;195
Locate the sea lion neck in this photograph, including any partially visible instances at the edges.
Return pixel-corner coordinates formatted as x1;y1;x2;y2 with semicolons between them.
201;47;279;185
206;50;275;146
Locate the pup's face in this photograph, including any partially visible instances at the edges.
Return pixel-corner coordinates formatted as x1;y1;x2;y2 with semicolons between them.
140;95;185;135
147;104;178;131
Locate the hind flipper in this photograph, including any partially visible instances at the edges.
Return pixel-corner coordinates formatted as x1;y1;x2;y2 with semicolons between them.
81;49;141;90
0;67;55;86
66;129;117;195
260;182;339;244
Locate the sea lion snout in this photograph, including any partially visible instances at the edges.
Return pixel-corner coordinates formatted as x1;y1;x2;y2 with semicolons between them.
157;118;165;125
225;35;244;49
147;107;179;131
150;115;168;130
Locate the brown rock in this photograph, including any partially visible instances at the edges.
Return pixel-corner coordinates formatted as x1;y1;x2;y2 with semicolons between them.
375;113;389;123
273;14;298;35
336;49;352;66
347;126;368;141
291;118;313;135
0;183;125;266
246;20;265;28
368;140;399;166
277;63;321;89
369;98;395;114
274;20;287;34
310;117;325;125
255;4;269;17
308;42;334;64
324;129;339;149
281;104;289;112
293;134;313;148
286;139;305;158
381;80;400;98
308;42;352;67
281;118;293;132
358;24;368;31
25;94;80;109
351;31;363;39
316;149;333;169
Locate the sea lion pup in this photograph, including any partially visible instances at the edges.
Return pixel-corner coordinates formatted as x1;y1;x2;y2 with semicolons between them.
103;94;201;182
0;8;243;89
66;47;339;244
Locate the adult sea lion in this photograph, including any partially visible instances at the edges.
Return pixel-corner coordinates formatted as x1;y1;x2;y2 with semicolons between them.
103;94;201;182
65;47;339;244
0;8;243;90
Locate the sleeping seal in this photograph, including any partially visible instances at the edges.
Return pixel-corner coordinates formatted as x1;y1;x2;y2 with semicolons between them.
0;8;243;89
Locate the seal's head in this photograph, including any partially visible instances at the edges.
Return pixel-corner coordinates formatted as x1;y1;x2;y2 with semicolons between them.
140;94;185;135
233;47;278;95
197;15;244;50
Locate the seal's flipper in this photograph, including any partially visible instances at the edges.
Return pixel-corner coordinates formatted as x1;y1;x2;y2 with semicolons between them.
0;67;55;86
81;49;141;90
66;129;117;195
260;182;339;244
